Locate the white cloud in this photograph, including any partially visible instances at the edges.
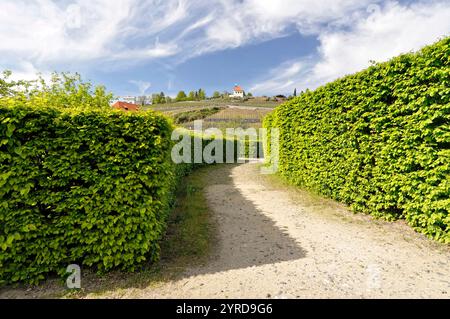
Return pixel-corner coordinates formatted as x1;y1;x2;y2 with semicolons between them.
0;0;180;75
0;0;379;70
250;1;450;95
6;60;52;83
182;0;381;60
314;1;450;82
129;80;152;95
250;60;307;94
0;0;449;94
110;41;179;60
0;0;134;62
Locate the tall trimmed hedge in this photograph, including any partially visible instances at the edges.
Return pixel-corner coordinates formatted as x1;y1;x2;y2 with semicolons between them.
0;103;176;285
0;101;249;285
264;37;450;243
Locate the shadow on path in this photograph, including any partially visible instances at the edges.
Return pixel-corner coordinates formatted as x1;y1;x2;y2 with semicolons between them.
181;163;306;277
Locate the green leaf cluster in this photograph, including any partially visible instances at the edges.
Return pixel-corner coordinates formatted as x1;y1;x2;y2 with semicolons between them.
0;72;113;111
0;103;176;285
0;99;248;285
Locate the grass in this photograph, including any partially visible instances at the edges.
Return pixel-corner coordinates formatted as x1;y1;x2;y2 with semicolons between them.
0;166;216;299
172;106;224;124
159;166;215;266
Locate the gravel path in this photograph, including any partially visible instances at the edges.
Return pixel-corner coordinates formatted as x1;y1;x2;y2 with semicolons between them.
117;163;450;298
4;163;448;299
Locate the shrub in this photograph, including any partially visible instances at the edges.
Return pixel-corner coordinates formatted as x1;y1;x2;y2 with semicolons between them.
0;72;112;110
0;103;175;285
0;100;248;285
173;107;223;124
264;37;450;243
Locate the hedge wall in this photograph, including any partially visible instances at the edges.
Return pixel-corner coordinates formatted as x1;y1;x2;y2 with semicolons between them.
0;103;176;285
264;37;450;243
0;101;250;285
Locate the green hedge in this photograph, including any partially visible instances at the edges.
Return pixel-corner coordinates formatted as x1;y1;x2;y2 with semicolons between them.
264;37;450;243
0;103;176;285
0;101;250;285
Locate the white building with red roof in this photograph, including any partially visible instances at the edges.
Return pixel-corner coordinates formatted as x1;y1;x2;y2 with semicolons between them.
230;84;244;98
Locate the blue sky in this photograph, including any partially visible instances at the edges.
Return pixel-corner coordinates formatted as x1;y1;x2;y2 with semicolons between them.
0;0;449;97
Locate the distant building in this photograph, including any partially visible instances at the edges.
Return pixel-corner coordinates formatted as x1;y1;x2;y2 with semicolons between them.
122;96;138;104
111;95;152;106
230;85;244;98
274;95;287;102
111;101;140;112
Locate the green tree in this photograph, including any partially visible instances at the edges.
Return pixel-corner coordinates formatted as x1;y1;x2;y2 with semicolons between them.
0;70;25;97
0;71;112;110
247;92;253;97
159;92;166;104
176;90;187;101
293;88;297;97
198;88;206;100
188;91;196;101
212;91;221;99
152;93;161;104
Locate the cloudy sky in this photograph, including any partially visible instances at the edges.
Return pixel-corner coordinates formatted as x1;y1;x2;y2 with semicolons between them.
0;0;449;97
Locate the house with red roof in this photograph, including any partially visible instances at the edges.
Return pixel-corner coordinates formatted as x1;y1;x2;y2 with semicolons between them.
111;101;140;112
230;84;244;98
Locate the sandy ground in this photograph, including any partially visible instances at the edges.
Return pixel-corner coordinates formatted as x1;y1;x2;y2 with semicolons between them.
103;163;450;298
2;163;449;298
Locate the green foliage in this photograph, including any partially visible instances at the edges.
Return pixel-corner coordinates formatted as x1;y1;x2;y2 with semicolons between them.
174;89;207;102
173;107;223;124
0;100;245;285
1;72;112;110
152;92;167;104
198;89;206;100
264;37;450;243
0;71;30;97
0;103;176;285
176;91;187;102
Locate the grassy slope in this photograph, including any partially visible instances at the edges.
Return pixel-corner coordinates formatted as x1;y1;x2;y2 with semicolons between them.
143;98;281;113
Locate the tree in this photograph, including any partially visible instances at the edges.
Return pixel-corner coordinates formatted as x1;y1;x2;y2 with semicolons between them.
165;96;173;103
293;88;297;97
247;92;253;97
0;70;26;97
152;93;161;104
212;91;221;99
188;91;196;101
159;91;166;104
4;72;112;109
198;88;206;100
176;91;187;102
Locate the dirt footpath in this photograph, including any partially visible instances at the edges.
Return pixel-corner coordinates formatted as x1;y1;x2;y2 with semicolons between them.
110;163;450;298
